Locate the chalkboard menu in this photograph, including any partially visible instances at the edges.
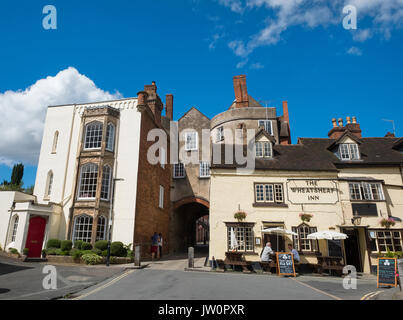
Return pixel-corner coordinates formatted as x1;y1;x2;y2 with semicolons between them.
377;258;397;288
276;252;296;277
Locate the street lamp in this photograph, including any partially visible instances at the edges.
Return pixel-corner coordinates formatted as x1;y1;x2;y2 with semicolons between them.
106;177;124;267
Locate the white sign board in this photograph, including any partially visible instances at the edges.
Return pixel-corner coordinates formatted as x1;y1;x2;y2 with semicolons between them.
287;179;339;204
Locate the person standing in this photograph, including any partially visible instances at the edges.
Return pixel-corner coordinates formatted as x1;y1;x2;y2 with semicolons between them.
158;233;163;259
151;232;159;261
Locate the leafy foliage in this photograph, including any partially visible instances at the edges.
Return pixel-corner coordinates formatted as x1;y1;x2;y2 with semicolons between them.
47;239;61;249
81;253;103;265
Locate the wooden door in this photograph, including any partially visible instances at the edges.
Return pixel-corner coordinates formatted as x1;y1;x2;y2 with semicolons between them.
25;216;46;258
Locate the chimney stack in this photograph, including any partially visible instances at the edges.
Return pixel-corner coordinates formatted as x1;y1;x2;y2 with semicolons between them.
166;94;173;120
233;75;249;108
280;101;291;145
328;116;362;139
143;81;163;126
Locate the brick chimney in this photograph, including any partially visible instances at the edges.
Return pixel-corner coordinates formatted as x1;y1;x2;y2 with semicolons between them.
144;81;163;126
328;116;362;139
233;75;249;108
280;101;291;145
165;94;173;120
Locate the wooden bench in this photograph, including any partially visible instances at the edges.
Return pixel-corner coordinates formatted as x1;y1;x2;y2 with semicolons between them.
259;255;277;273
224;252;252;273
316;256;345;276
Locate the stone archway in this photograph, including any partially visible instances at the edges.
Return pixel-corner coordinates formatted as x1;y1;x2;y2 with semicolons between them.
170;197;209;254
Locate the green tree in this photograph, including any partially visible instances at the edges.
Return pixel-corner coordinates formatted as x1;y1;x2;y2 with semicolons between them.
11;163;24;186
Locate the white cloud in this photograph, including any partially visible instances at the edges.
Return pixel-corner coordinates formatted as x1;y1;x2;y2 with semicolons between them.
220;0;403;58
347;46;363;56
352;29;372;42
0;67;122;166
250;62;265;69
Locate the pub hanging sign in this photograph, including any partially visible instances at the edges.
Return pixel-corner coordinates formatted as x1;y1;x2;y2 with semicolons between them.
287;179;339;204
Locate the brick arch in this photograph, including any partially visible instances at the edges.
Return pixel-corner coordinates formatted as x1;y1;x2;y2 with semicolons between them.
173;196;210;210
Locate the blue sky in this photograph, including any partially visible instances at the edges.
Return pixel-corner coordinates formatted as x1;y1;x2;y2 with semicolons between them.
0;0;402;187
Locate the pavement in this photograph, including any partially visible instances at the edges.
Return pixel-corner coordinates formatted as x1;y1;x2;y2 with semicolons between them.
69;255;388;300
0;255;125;300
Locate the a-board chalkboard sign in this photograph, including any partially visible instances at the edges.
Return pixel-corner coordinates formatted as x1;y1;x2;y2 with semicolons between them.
276;252;296;277
377;258;397;288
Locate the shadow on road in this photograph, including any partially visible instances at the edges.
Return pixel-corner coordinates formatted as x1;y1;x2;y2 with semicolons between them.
0;262;33;276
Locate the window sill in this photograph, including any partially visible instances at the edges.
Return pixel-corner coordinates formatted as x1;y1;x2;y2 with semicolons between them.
350;200;385;203
299;251;320;256
253;202;288;208
43;197;50;201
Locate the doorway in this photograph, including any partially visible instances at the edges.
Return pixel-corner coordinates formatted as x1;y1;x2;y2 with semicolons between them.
25;216;47;258
263;234;285;252
342;228;363;272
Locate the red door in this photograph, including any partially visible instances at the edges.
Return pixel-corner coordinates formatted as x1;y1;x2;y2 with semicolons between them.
25;216;47;258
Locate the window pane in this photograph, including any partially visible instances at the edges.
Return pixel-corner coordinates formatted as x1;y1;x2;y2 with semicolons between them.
73;215;93;243
185;132;197;150
96;216;107;241
78;164;98;199
350;144;360;160
173;163;185;178
200;161;210;178
106;123;115;151
101;165;111;200
274;184;283;202
255;142;263;157
349;183;362;200
85;122;103;149
340;144;350;160
264;142;272;158
265;184;274;202
255;185;264;202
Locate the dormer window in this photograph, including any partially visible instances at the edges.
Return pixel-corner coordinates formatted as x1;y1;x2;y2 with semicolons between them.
256;141;273;158
258;120;273;135
339;143;360;160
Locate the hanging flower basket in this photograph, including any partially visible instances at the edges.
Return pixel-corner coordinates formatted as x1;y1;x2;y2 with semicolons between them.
299;213;313;223
234;211;247;222
380;218;395;228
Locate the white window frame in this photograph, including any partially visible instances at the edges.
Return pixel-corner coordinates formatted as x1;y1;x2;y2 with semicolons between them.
255;141;273;158
105;123;115;152
77;163;99;200
159;185;164;209
258;120;273;135
73;215;93;243
84;121;103;150
199;161;210;178
339;143;360;160
173;163;185;178
185;132;198;151
227;225;254;252
255;183;284;203
348;182;384;201
11;215;19;242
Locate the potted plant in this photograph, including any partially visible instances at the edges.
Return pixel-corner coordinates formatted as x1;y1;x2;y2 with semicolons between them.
21;248;29;261
299;213;313;223
234;211;246;222
380;217;395;228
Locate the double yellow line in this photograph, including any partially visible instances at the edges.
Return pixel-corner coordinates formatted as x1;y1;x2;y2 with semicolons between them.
73;269;135;300
360;290;383;300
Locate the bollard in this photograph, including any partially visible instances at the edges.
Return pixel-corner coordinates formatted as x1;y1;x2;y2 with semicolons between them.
134;245;141;267
188;247;194;268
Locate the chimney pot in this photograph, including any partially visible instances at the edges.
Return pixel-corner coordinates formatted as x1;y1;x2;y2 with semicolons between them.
332;118;337;128
338;118;344;127
346;116;351;124
352;116;357;124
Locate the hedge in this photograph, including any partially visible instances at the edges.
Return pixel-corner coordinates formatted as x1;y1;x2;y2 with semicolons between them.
81;242;93;250
94;240;108;251
111;241;127;257
61;240;73;251
73;240;84;250
47;239;61;249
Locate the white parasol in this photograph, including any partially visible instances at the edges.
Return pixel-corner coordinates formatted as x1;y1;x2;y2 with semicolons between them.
307;230;348;240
